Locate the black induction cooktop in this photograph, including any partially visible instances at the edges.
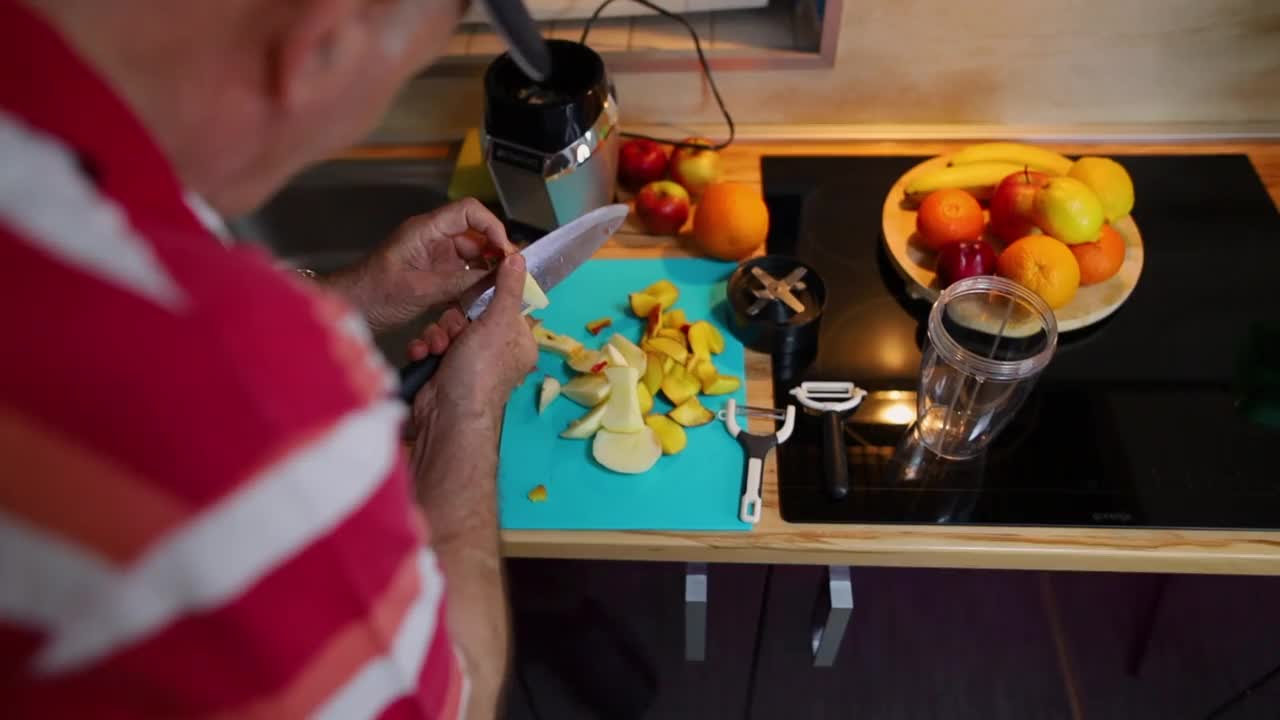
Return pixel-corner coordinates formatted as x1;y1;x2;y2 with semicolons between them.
760;154;1280;529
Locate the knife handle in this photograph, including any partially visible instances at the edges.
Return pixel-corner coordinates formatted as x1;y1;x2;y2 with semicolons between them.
397;353;442;404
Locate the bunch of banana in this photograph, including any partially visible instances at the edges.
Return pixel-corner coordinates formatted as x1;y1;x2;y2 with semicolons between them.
903;142;1074;203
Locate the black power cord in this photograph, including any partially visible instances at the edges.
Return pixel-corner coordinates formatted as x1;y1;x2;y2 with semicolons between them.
579;0;736;151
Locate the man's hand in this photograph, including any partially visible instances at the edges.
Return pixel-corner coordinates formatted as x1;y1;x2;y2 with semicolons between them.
327;199;517;334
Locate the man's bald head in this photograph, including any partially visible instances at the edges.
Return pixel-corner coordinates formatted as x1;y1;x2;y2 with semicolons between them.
27;0;464;215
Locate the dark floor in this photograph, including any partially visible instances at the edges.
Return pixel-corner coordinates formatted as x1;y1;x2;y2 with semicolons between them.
502;560;1280;720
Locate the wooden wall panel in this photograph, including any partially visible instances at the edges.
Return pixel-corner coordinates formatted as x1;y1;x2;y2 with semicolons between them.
371;0;1280;142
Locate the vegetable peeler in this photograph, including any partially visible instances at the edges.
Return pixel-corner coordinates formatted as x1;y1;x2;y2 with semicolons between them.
719;398;796;524
790;381;867;501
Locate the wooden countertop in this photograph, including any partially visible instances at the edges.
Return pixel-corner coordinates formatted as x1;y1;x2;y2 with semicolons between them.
362;140;1280;574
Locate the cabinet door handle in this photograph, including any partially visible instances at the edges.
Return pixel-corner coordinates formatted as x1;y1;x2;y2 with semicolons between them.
810;565;854;667
685;562;708;662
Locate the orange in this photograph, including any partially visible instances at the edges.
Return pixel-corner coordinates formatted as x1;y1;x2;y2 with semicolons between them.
1070;223;1126;285
915;189;984;251
692;182;769;260
995;235;1081;309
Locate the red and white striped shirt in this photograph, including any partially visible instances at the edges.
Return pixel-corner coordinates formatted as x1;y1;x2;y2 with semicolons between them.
0;2;465;717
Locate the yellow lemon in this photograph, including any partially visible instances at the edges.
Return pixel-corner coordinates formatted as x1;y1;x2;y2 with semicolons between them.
1068;157;1135;222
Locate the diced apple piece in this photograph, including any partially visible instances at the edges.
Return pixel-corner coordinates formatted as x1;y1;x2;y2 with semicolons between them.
521;273;549;316
560;402;607;439
669;396;715;427
532;323;583;358
656;328;687;346
563;374;610;407
567;348;607;373
527;484;548;502
604;343;629;368
703;374;741;395
690;358;718;387
663;309;688;330
601;366;643;433
606;333;647;374
538;376;561;413
637;382;654;415
642;280;679;308
645;415;687;455
687;321;714;361
629;291;663;318
660;363;700;406
645;336;688;364
592;428;662;474
642;352;664;394
705;323;726;354
585;317;612;335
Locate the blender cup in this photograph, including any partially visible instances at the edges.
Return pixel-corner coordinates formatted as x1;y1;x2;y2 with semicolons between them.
915;276;1058;459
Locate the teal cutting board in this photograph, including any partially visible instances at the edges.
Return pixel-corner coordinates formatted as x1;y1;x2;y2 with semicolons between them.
498;258;750;531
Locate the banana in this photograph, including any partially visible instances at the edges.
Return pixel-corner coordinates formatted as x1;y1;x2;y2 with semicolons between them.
948;142;1073;175
903;162;1023;203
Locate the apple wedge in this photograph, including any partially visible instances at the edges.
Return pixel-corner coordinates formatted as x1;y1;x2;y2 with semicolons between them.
562;374;610;407
601;366;643;432
656;328;687;346
703;374;741;395
669;396;715;427
705;324;726;354
604;343;629;369
642;352;664;394
643;336;688;364
638;382;654;415
660;363;700;406
690;358;718;387
560;402;606;439
663;308;688;330
642;280;679;308
567;348;608;374
629;291;663;318
522;273;549;316
645;415;687;455
687;321;714;362
531;323;583;358
593;427;662;474
538;376;561;413
606;334;647;374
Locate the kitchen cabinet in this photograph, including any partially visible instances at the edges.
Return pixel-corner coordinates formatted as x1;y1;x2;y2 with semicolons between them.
1049;573;1280;719
742;566;1072;719
503;559;766;719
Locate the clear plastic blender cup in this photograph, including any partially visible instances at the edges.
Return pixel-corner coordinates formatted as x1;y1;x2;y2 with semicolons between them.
915;275;1058;459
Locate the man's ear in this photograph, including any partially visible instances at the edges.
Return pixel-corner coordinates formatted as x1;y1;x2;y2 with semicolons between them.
268;0;371;111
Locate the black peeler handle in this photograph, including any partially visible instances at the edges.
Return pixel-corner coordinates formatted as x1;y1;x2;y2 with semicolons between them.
397;353;442;404
822;410;849;500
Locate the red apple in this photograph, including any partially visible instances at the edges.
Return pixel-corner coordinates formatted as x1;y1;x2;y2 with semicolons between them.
618;139;669;192
989;169;1049;243
669;137;721;196
635;180;690;235
936;241;997;288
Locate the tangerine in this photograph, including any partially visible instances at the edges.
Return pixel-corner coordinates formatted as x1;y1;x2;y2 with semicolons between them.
916;188;984;251
1070;223;1126;285
691;183;769;260
996;235;1080;309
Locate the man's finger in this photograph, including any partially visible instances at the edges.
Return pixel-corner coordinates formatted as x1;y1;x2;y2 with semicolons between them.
439;307;468;339
433;198;515;257
408;338;430;361
481;253;527;322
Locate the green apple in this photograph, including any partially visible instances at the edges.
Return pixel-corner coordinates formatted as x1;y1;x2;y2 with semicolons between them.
1032;177;1104;245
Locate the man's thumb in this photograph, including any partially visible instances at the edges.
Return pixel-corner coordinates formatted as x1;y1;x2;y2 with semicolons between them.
484;253;527;319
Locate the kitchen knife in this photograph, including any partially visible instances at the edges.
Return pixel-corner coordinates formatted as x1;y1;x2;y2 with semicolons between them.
397;204;629;403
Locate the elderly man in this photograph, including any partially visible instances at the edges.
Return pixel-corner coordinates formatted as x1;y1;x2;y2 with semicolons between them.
0;0;550;716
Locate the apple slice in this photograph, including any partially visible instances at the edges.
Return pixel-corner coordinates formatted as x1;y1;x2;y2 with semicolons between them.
656;328;687;346
604;343;629;369
703;374;740;395
592;427;662;474
644;336;688;364
690;358;718;388
563;374;610;407
660;363;700;406
637;382;653;415
522;273;549;316
669;396;714;427
645;415;687;455
538;376;561;413
601;366;643;433
641;280;679;308
687;320;714;361
642;352;664;394
606;333;647;374
532;323;583;358
629;292;663;318
645;306;663;340
662;356;675;374
585;317;613;335
705;323;726;354
663;308;688;330
560;402;607;439
567;348;607;374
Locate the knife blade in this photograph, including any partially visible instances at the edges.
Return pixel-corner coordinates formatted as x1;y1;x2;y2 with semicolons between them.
396;203;629;403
